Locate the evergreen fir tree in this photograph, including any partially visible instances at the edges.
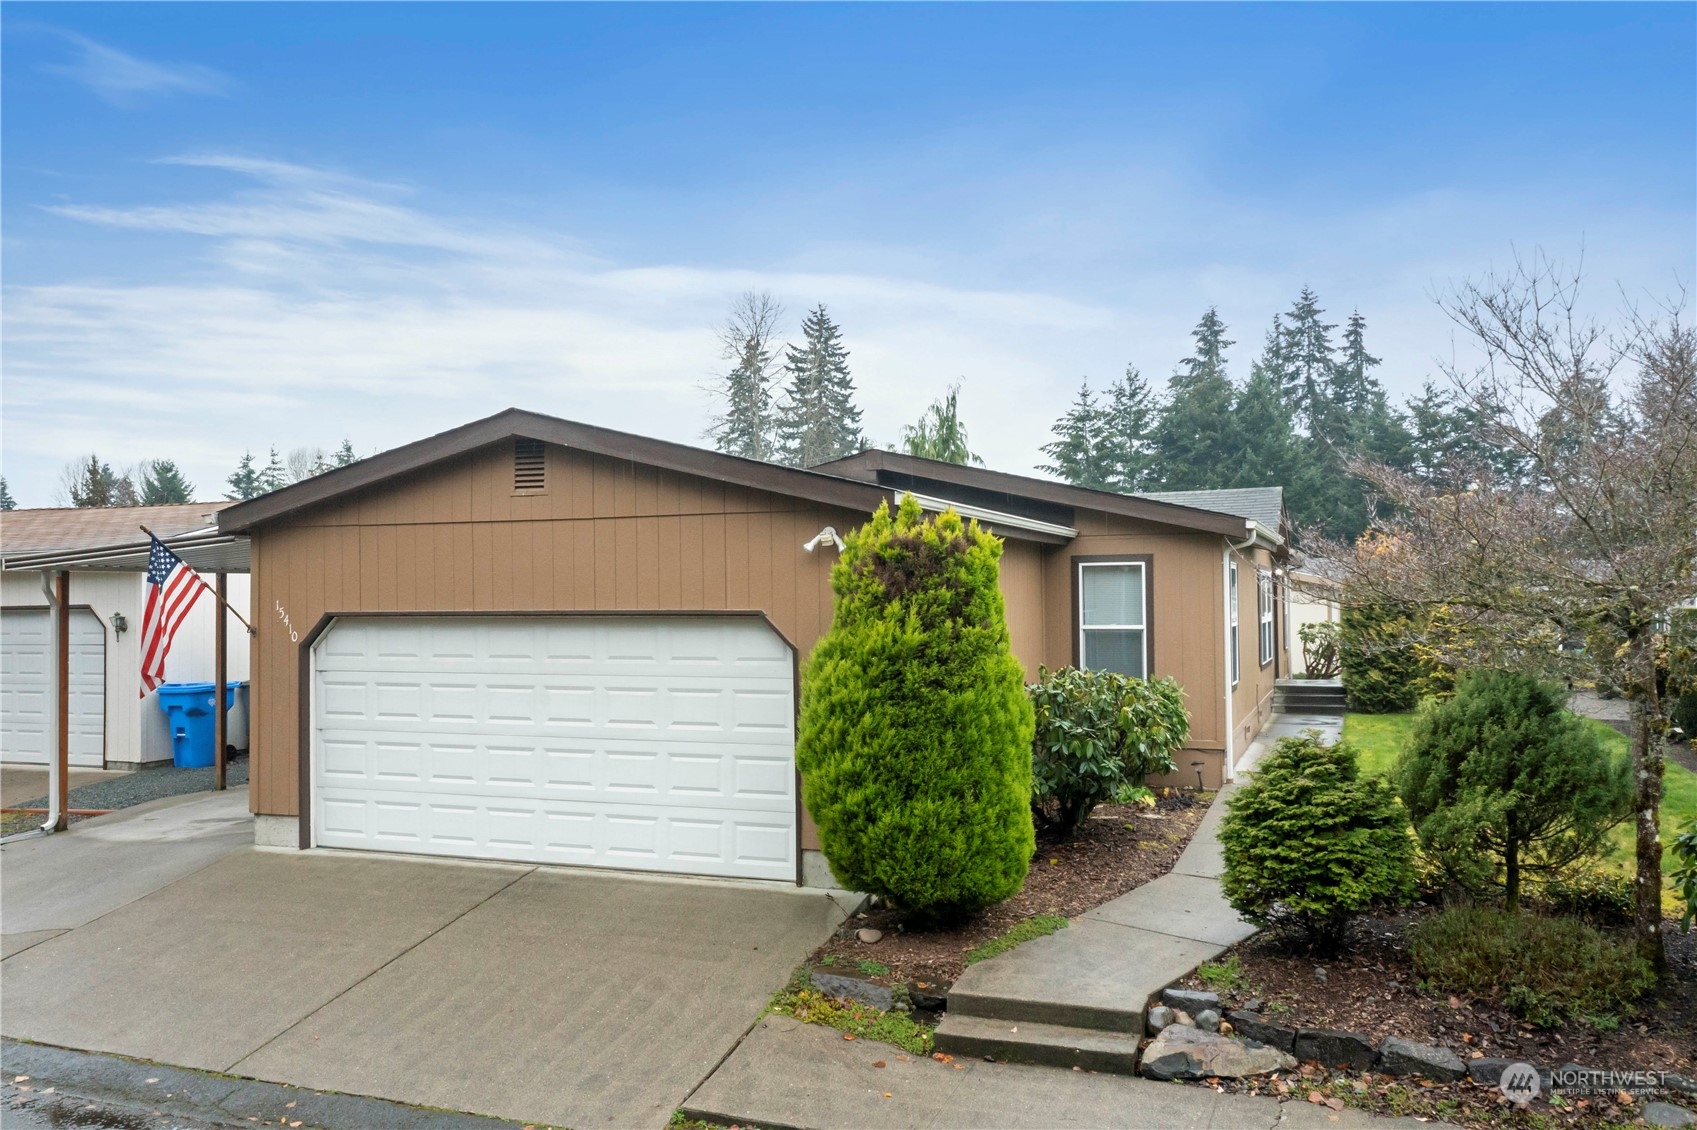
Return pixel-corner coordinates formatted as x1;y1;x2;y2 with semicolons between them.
139;460;194;504
1151;310;1239;490
258;447;288;494
774;304;866;467
226;452;263;501
333;439;358;467
1037;379;1111;489
707;291;783;461
1225;367;1308;493
1100;366;1159;492
0;477;14;511
65;455;122;507
901;382;983;465
111;474;140;507
1279;287;1338;432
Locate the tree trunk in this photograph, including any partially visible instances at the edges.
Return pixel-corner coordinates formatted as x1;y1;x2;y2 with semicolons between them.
1503;825;1520;914
1627;627;1667;976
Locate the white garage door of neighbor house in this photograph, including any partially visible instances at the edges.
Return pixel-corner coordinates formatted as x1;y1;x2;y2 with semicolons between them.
0;608;107;767
312;616;798;881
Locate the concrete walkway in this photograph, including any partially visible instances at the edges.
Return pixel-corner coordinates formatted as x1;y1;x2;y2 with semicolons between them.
684;1014;1426;1130
2;790;846;1129
932;714;1342;1069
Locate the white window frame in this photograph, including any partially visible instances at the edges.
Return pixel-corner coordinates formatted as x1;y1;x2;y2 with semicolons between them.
1258;569;1274;667
1228;560;1240;687
1077;560;1148;680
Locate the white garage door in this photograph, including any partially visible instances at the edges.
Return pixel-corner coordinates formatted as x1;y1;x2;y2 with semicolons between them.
1;608;107;767
312;616;797;881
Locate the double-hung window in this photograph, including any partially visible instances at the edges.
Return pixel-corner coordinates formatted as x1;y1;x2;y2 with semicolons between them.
1258;570;1274;666
1228;561;1240;687
1078;561;1147;680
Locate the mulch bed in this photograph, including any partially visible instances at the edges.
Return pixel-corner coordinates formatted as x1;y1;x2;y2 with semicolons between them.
810;789;1210;986
1173;912;1697;1128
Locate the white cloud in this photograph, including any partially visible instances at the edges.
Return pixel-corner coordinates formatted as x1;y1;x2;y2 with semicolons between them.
40;30;229;107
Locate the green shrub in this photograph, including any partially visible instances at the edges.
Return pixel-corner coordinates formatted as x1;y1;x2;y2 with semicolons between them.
1533;862;1636;927
1408;907;1653;1028
1218;734;1416;953
1394;670;1631;911
1298;620;1341;679
1028;666;1188;836
797;497;1035;923
771;976;935;1055
1672;820;1697;933
1339;602;1421;713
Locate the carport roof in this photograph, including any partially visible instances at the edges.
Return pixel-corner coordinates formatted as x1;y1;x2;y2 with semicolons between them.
218;408;1255;541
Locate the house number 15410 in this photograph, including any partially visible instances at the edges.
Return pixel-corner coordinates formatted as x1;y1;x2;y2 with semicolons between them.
274;600;300;643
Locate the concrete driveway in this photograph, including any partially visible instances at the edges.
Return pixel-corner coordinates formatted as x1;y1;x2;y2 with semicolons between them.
2;791;845;1129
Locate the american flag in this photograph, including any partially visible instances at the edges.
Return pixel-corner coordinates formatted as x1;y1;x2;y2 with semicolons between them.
141;534;209;697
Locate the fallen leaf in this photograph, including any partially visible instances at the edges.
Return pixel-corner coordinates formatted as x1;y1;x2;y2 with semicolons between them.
883;1092;893;1098
896;1055;910;1062
1307;1091;1325;1105
872;1061;886;1069
1325;1097;1345;1111
145;1079;158;1085
12;1076;28;1083
952;1064;963;1070
1448;996;1462;1008
286;1102;296;1109
40;1088;54;1095
843;1034;856;1041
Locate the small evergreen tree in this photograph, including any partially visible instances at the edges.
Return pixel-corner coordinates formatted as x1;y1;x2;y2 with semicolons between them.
797;496;1035;921
258;447;288;494
333;439;358;467
139;460;194;504
901;382;983;465
1338;601;1422;713
774;304;866;467
1395;670;1631;911
226;452;263;501
64;454;123;507
706;290;783;461
1100;366;1159;492
1038;379;1111;488
1219;734;1416;953
0;477;14;510
1151;309;1239;491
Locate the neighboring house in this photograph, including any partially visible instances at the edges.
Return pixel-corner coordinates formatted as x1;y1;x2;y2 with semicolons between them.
218;408;1289;886
1286;557;1344;677
0;504;252;769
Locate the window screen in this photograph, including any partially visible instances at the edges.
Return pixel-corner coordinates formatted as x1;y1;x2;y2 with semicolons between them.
1079;563;1146;680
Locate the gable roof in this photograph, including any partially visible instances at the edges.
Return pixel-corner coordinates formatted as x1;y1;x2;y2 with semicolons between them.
1135;487;1285;534
0;502;231;557
811;449;1253;538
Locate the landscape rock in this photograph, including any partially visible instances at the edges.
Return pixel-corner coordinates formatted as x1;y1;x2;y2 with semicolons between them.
1375;1037;1465;1082
1665;1074;1697;1098
856;928;883;944
1226;1009;1295;1053
1146;1005;1176;1035
1162;988;1221;1014
1138;1024;1297;1081
1173;1010;1195;1028
1293;1028;1377;1072
907;982;949;1012
1645;1102;1697;1128
1312;967;1329;983
809;971;894;1011
1466;1058;1552;1092
1242;998;1264;1013
1195;1009;1221;1032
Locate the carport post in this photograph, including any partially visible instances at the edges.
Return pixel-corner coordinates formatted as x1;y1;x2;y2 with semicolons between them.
215;572;228;792
56;571;70;827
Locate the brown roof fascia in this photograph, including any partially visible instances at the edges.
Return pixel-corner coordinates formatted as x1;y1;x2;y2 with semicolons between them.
817;450;1251;538
218;408;895;534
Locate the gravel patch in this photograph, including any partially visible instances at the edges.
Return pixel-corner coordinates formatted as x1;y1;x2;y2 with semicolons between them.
12;754;248;813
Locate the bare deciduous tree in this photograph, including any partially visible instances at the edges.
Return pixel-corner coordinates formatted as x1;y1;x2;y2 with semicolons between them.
1311;253;1697;973
704;290;784;462
287;446;329;483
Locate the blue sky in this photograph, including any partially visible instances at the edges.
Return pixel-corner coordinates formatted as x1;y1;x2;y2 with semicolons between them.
3;3;1692;506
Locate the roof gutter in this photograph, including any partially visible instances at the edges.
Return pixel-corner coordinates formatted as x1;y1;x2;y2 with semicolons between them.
901;491;1078;541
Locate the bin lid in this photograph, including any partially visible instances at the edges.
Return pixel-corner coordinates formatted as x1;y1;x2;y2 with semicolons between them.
155;680;247;695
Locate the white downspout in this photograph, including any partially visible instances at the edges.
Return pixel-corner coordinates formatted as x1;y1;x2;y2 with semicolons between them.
1224;528;1258;782
39;569;62;834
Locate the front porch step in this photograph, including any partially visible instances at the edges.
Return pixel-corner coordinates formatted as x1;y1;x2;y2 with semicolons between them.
1274;678;1347;715
932;1013;1144;1074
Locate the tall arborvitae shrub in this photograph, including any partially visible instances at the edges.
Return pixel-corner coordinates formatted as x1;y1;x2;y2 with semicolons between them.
1395;670;1631;911
1219;734;1416;953
797;496;1035;921
1339;601;1421;713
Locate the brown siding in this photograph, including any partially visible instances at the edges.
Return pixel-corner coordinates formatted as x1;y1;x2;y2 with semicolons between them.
998;539;1047;682
1229;542;1283;762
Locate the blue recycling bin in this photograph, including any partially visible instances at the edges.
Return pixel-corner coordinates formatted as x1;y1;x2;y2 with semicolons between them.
156;681;246;769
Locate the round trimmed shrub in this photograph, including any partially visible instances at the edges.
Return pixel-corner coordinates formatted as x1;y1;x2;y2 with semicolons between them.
1219;734;1416;953
1395;669;1630;911
797;496;1035;922
1029;666;1188;836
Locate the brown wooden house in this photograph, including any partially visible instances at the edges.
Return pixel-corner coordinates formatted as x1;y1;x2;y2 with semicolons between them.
220;408;1289;885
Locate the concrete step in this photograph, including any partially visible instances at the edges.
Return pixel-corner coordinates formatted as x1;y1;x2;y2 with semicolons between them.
932;1013;1144;1074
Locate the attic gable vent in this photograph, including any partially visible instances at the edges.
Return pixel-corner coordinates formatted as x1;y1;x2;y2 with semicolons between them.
514;438;546;491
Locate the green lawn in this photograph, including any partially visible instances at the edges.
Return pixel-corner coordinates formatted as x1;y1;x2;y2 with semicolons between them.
1342;710;1697;901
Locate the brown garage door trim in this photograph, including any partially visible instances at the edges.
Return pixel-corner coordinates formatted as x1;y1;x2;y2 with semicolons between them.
294;608;803;883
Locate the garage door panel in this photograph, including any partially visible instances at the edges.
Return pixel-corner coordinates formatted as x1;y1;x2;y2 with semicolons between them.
1;609;106;767
313;616;796;880
313;786;796;881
